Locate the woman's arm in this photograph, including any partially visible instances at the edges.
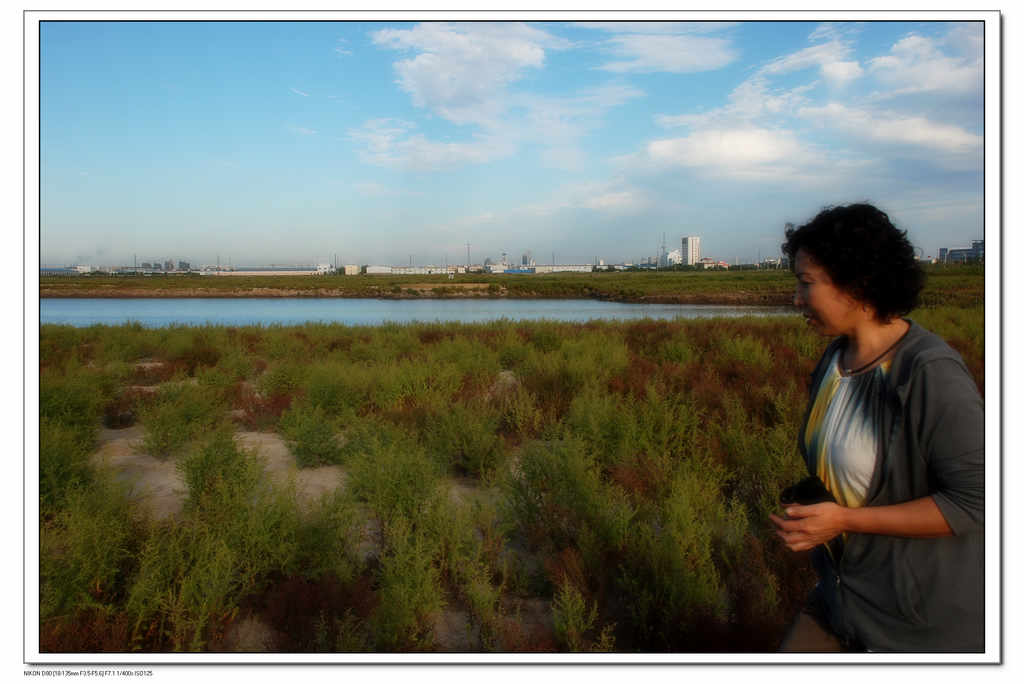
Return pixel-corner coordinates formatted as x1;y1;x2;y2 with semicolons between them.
769;496;952;552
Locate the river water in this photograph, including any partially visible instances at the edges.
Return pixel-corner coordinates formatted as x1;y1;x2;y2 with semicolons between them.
40;297;795;328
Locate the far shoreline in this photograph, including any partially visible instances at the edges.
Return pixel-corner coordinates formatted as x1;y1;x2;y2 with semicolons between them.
38;287;794;307
38;265;982;309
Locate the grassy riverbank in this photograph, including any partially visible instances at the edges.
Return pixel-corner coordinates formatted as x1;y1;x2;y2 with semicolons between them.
38;303;984;653
39;264;985;308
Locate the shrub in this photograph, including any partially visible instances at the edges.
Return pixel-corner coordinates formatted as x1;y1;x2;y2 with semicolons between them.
496;383;543;441
502;438;636;556
130;432;302;650
257;360;308;398
177;428;255;506
304;362;364;418
495;333;531;371
424;400;503;479
370;515;445;650
161;327;222;375
527;326;562;353
39;366;109;432
552;580;615;652
614;455;753;649
293;490;362;584
40;472;139;620
279;401;343;468
95;322;157;364
138;384;226;458
719;334;773;367
343;419;441;526
39;417;94;514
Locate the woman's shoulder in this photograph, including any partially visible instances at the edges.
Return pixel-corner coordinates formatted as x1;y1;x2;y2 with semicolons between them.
889;319;977;397
895;319;966;365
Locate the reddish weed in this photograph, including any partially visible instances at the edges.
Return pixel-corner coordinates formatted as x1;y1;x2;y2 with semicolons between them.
235;390;296;430
623;320;677;357
131;361;186;385
39;610;133;653
607;355;659;398
418;328;453;345
254;573;372;651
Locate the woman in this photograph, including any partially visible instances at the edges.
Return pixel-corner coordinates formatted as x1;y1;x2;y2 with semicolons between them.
771;203;984;652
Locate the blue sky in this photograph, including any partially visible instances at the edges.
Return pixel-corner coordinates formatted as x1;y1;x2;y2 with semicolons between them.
39;19;986;267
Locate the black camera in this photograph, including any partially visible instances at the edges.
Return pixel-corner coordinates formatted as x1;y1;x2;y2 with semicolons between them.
780;476;836;505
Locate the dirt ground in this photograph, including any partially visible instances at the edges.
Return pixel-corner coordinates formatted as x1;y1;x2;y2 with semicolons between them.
83;361;551;652
88;421;524;652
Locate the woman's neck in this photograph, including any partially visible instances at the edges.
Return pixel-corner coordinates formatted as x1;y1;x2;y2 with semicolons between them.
843;318;910;374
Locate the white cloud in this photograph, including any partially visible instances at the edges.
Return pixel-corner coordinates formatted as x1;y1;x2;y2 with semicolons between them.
513;178;651;218
598;34;737;74
289;126;316;135
798;102;982;153
644;127;841;184
574;22;737;35
289;87;309;97
360;23;652;173
656;77;813;129
359;25;644;173
348;118;415;151
868;30;982;97
653;36;857;131
761;40;862;85
347;118;514;170
808;23;841;43
371;22;569;127
649;128;807;167
517;84;643;138
821;60;863;84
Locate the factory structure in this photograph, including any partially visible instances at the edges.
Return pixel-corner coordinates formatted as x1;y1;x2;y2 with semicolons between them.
681;236;701;266
938;240;984;264
60;227;979;276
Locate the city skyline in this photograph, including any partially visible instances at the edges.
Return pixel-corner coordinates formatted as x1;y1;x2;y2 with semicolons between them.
38;15;990;268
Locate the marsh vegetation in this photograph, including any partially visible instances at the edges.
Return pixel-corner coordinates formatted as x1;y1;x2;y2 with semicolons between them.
38;301;984;652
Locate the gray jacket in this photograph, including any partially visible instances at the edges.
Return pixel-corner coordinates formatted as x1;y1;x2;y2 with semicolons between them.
800;320;985;652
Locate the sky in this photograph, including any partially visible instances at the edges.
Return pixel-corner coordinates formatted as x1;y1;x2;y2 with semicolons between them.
38;18;987;268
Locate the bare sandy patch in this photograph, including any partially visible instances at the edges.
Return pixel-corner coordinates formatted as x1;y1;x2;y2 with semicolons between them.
485;370;519;401
88;428;349;521
234;432;348;511
431;608;480;651
216;615;282;653
90;425;185;521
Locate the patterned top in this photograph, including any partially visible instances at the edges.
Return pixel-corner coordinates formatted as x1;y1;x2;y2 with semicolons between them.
804;346;892;509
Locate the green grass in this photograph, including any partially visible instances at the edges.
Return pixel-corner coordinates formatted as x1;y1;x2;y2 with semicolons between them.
138;383;228;459
37;295;985;653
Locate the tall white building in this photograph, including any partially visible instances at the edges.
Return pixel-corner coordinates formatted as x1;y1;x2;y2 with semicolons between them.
681;236;701;266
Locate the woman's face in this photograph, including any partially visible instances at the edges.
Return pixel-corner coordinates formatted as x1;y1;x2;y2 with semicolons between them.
793;248;867;336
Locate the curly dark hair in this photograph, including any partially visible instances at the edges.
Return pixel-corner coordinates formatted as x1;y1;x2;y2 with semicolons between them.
782;203;925;321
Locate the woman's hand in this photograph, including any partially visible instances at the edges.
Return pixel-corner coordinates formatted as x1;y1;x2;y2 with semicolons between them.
770;496;954;551
769;503;847;552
